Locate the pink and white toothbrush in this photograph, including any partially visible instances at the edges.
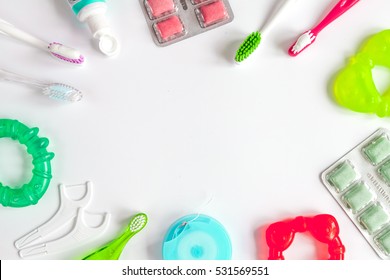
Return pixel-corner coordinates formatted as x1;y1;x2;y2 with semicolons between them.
0;18;85;65
288;0;361;57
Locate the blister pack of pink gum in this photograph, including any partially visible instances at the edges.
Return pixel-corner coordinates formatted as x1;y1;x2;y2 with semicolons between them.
321;128;390;259
140;0;234;46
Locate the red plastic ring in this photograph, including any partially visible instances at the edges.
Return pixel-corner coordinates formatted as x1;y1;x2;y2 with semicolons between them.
265;214;345;260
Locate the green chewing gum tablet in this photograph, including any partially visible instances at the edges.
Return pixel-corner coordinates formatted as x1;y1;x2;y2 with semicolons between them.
378;160;390;184
363;134;390;165
359;204;390;234
341;182;375;213
326;161;357;192
376;229;390;256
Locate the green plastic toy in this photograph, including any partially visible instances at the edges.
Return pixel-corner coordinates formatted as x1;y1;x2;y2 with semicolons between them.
0;119;54;207
333;29;390;117
82;213;148;260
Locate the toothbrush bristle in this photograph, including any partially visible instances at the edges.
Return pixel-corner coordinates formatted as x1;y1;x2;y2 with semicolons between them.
49;42;85;65
50;52;85;65
129;213;148;233
288;31;316;57
43;83;83;102
235;32;261;63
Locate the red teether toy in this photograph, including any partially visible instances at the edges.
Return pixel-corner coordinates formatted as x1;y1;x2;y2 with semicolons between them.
266;214;345;260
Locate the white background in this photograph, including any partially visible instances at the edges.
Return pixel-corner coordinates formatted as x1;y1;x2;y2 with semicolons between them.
0;0;389;260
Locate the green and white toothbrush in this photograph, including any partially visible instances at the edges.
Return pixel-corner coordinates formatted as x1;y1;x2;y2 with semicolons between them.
235;0;298;64
82;213;148;260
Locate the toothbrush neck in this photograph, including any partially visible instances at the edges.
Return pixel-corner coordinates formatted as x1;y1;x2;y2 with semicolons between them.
0;69;44;88
312;0;360;34
106;231;135;259
260;0;297;36
0;20;48;50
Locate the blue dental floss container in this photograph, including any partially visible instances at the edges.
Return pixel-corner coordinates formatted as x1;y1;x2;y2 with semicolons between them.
162;214;232;260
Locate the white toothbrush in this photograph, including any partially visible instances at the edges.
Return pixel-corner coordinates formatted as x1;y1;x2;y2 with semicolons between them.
0;68;83;103
0;18;85;65
235;0;298;63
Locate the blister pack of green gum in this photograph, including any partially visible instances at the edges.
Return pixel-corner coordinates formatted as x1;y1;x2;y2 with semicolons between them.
321;128;390;259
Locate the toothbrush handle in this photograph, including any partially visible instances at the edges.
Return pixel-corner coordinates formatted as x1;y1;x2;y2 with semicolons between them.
261;0;298;35
0;19;49;51
312;0;361;34
0;68;43;88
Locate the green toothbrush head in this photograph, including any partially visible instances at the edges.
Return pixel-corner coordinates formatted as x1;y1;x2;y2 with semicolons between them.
129;213;148;234
235;31;261;63
81;213;148;260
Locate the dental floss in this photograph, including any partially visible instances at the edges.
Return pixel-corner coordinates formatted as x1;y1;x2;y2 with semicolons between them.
18;208;111;258
15;182;93;249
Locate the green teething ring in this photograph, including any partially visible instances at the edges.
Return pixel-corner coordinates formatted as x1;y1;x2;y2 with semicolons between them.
333;30;390;117
0;119;54;208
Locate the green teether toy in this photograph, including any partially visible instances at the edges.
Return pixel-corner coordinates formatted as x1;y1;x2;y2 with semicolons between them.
0;119;54;208
82;213;148;260
333;29;390;117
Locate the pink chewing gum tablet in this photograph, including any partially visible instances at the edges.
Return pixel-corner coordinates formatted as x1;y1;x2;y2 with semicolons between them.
154;15;185;42
197;1;228;27
145;0;176;19
140;0;234;46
